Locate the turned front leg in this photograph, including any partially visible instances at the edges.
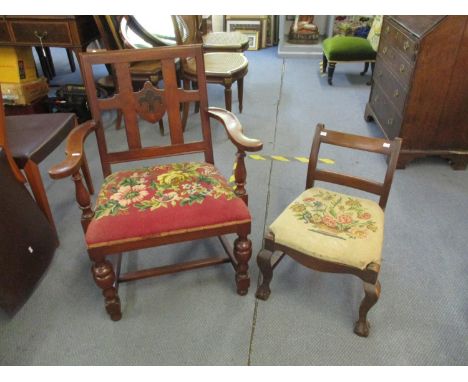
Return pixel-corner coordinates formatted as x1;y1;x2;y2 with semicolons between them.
234;234;252;295
354;280;381;337
91;256;122;321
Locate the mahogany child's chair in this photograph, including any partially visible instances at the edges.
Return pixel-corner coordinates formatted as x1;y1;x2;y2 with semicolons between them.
49;45;263;321
256;124;401;337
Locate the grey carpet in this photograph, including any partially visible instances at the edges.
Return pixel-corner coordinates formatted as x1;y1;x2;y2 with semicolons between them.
0;46;467;365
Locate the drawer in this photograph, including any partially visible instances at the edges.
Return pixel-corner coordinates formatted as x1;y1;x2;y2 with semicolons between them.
382;18;418;62
0;21;11;43
10;21;72;46
377;45;414;87
373;59;408;114
369;83;402;139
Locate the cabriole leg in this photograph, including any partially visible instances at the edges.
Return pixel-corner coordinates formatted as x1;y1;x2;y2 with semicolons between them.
255;249;274;300
354;280;381;337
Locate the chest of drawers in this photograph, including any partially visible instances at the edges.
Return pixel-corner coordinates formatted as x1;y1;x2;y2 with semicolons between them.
365;16;468;170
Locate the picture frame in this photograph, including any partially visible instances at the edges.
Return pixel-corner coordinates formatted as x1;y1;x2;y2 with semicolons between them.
240;30;259;51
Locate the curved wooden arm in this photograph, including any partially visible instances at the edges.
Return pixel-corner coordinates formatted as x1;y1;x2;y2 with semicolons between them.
207;107;263;152
48;120;97;179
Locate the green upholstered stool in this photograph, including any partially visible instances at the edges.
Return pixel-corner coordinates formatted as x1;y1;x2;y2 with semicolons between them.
322;36;377;85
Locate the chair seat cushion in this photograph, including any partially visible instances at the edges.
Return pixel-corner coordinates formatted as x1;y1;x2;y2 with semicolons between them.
185;53;248;77
202;32;249;50
6;113;76;169
130;60;162;75
85;162;250;246
323;36;377;61
269;187;384;270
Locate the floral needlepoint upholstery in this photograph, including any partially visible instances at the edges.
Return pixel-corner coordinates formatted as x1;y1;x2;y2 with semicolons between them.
269;187;384;270
85;162;250;246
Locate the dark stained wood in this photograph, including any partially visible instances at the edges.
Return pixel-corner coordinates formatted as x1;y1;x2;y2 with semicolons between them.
256;124;401;337
365;16;468;169
49;45;263;320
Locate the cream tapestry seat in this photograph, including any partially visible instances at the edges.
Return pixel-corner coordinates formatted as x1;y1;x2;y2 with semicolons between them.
255;124;401;337
269;187;384;271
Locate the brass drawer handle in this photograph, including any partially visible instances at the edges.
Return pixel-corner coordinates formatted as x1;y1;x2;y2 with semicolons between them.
399;64;406;73
394;89;400;98
387;118;394;125
34;30;48;40
403;41;410;51
382;46;388;54
385;26;390;34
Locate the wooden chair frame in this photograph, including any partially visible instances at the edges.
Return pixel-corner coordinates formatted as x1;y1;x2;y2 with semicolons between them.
172;15;248;119
49;45;262;321
256;123;401;337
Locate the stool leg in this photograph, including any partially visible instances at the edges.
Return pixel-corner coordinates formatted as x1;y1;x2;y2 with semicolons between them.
237;77;244;113
256;249;274;300
328;62;336;85
24;160;57;236
224;78;233;112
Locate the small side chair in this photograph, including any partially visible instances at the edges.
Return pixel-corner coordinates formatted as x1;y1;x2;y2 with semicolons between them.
322;16;383;85
256;124;401;337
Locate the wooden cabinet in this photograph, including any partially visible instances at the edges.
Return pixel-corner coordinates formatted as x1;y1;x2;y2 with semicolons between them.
365;16;468;170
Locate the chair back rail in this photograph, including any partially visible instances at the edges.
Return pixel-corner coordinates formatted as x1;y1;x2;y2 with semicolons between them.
306;123;402;210
172;15;203;45
79;44;214;177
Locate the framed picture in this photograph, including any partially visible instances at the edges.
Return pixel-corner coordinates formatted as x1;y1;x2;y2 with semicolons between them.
240;30;259;51
226;19;261;33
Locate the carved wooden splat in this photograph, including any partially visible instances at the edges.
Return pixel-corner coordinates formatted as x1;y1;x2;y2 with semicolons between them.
134;82;166;123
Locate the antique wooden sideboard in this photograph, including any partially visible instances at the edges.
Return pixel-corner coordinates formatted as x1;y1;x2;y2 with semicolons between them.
365;16;468;170
0;16;100;78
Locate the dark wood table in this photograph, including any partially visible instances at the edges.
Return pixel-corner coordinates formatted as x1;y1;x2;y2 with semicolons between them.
0;16;100;81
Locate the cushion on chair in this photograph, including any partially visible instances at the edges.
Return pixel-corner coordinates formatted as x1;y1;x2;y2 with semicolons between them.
129;60;163;75
323;36;377;62
269;187;384;270
184;52;248;77
85;162;250;246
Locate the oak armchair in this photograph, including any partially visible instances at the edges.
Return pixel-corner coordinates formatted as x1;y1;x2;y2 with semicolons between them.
49;45;262;321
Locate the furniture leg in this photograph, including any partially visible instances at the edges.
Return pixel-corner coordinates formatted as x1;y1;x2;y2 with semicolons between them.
191;81;200;113
224;79;233;112
360;62;369;75
255;249;274;300
322;54;328;73
91;256;122;321
35;46;53;81
44;47;56;77
158;120;165;136
233;234;251;295
237;77;244;113
367;62;376;86
23;160;56;234
66;48;76;72
354;280;381;337
327;62;336;85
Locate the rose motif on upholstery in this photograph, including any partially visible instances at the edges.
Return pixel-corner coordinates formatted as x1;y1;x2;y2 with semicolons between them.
289;190;378;240
94;162;236;220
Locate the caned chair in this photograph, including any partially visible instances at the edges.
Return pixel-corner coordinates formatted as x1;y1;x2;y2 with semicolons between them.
49;45;263;321
256;124;401;337
172;15;248;121
322;16;383;85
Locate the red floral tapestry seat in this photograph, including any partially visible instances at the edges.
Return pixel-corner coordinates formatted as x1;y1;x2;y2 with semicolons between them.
85;162;251;247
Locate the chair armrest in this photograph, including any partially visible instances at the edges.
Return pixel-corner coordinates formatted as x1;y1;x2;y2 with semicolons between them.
207;107;263;152
48;120;97;179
